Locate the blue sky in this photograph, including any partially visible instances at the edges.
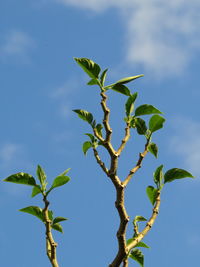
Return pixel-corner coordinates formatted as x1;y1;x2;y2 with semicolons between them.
0;1;200;266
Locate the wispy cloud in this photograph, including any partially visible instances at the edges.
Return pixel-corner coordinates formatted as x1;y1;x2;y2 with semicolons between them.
169;117;200;178
0;142;34;196
0;30;36;63
50;77;81;118
54;0;200;77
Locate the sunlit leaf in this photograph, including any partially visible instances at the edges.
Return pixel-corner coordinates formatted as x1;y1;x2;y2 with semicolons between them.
149;115;165;133
164;168;194;184
49;175;70;191
3;173;36;186
87;78;99;86
31;185;42;198
153;165;164;188
129;249;144;267
53;217;68;224
135;104;162;116
115;74;144;85
146;186;158;205
148;143;158;158
74;57;101;79
73;109;94;126
125;93;138;117
133;216;147;224
52;223;63;233
36;165;47;187
135;242;150;249
82;141;93;155
19;206;44;221
100;69;108;87
110;84;131;96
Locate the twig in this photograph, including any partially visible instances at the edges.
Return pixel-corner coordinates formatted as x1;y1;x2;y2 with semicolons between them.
123;139;150;187
93;148;109;176
43;196;59;267
117;123;131;156
127;191;161;252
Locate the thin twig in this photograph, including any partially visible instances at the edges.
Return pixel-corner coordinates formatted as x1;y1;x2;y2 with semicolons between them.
43;196;59;267
93;148;109;176
127;191;161;252
117;123;131;156
123;139;150;187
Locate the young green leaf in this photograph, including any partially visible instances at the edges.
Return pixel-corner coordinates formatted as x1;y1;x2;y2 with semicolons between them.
115;74;144;85
100;69;108;87
133;216;147;224
135;242;150;249
49;175;70;191
85;133;95;143
52;223;63;233
31;185;42;198
95;124;103;137
74;57;101;79
37;165;47;187
83;141;93;155
3;173;36;186
149;115;165;133
146;186;158;205
125;93;138;117
19;206;44;221
53;217;68;224
135;104;162;116
148;143;158;158
87;78;99;86
129;249;144;267
154;165;164;188
48;210;54;221
134;118;147;135
109;84;131;96
73;109;94;126
164;168;194;184
59;168;71;176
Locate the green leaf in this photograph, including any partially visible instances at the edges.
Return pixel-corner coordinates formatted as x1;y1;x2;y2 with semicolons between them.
36;165;47;187
149;115;165;133
73;109;94;126
133;216;147;224
110;84;131;96
154;165;164;188
148;143;158;158
50;175;70;191
59;168;71;176
129;249;144;267
135;104;162;116
100;69;108;87
164;168;194;184
127;238;134;245
146;186;158;205
31;185;42;197
115;74;144;85
95;124;103;137
52;223;63;233
3;173;36;186
87;78;99;86
125;93;138;117
134;118;147;135
135;242;150;249
74;57;101;79
82;141;93;155
53;217;68;224
19;206;44;222
48;210;54;221
85;133;95;143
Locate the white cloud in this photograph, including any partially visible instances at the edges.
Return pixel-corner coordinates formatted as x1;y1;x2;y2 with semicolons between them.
54;0;200;77
0;30;36;63
169;118;200;178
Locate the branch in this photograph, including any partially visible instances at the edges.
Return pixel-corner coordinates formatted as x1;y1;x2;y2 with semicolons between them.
123;139;150;187
100;91;112;143
43;196;59;267
117;123;131;156
108;184;129;267
126;191;161;252
93;148;109;176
